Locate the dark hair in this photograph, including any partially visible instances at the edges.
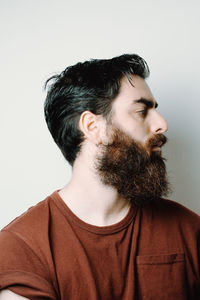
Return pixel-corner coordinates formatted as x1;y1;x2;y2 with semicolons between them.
44;54;150;165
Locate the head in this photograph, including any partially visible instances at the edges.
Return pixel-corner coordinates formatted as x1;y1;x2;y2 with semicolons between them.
45;54;170;204
44;54;150;166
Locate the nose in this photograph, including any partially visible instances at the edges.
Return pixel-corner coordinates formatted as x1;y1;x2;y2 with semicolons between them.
150;110;168;134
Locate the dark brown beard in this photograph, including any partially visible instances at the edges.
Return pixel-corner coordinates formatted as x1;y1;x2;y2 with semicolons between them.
95;126;171;206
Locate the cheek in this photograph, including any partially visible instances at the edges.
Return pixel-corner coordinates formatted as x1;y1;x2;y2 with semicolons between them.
125;123;149;143
135;133;149;146
111;112;149;143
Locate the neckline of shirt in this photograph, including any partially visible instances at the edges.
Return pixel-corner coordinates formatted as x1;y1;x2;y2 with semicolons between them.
50;190;138;235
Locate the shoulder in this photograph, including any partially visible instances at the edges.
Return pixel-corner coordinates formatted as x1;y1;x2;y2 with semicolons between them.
143;198;200;231
2;195;52;233
155;198;199;215
160;198;199;219
0;191;61;250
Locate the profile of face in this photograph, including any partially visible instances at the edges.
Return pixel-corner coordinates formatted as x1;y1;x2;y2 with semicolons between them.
95;75;170;206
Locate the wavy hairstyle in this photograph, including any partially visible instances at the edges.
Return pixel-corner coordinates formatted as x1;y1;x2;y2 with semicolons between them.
44;54;150;165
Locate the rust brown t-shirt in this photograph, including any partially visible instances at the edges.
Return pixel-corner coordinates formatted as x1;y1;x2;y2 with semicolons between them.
0;191;199;299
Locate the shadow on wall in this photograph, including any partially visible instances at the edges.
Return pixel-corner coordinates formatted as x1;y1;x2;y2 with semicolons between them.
151;74;200;215
164;128;200;214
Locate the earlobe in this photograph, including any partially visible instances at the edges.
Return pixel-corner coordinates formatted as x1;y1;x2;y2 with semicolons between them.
79;111;102;144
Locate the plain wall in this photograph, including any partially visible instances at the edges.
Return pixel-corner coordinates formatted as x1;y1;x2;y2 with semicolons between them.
0;0;199;229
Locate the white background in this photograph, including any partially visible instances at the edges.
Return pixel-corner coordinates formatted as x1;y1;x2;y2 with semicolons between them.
0;0;199;229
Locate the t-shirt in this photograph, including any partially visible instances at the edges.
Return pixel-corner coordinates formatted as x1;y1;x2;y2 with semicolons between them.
0;191;199;300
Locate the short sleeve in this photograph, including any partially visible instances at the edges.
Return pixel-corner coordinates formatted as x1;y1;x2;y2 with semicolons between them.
0;230;57;300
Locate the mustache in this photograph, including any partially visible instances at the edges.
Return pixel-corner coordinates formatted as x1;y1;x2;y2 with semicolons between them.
147;134;168;149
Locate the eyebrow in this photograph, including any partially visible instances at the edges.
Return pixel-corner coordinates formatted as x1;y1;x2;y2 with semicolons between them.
134;98;158;109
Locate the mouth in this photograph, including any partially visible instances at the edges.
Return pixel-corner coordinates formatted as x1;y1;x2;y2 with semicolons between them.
151;141;164;152
149;134;167;151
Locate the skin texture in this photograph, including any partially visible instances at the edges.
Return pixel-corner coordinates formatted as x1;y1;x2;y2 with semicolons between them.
59;75;168;226
109;75;168;146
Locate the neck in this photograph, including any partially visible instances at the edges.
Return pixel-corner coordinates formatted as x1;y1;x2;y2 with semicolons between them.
59;155;131;227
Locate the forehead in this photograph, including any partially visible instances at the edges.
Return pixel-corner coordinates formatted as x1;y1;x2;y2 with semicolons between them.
111;75;155;110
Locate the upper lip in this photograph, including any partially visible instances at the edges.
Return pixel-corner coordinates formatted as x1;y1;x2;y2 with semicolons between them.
157;141;163;147
149;134;167;149
152;141;163;148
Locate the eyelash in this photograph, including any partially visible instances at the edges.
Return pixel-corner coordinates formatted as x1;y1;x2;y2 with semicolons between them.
138;109;148;117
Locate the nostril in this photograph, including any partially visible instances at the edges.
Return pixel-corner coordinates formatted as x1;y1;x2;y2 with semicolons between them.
155;127;163;133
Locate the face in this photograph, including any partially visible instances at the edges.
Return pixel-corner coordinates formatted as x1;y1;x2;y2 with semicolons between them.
108;75;168;153
95;75;170;206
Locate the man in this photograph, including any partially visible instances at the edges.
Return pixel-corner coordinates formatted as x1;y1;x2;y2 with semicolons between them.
0;54;199;299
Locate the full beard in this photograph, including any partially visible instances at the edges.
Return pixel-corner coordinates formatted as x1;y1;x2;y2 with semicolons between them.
95;126;171;206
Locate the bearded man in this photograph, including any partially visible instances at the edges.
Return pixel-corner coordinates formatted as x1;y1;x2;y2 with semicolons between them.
0;54;199;300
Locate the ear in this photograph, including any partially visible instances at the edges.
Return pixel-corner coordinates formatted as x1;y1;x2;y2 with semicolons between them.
79;111;104;145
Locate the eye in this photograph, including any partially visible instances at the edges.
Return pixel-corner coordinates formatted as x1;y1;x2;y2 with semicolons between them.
138;108;148;117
